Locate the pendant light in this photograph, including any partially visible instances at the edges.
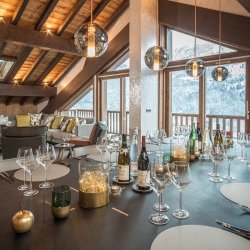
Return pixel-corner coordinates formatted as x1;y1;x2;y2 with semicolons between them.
211;0;228;82
74;0;108;57
185;0;205;78
144;0;169;71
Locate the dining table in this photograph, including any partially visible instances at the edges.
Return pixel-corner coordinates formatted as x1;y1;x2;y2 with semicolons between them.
0;145;250;250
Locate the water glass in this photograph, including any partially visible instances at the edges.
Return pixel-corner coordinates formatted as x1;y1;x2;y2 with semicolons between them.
209;145;224;183
224;146;237;180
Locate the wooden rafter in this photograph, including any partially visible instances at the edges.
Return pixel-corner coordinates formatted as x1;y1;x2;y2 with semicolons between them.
0;55;16;62
0;84;57;97
22;50;49;82
237;0;250;13
33;97;49;105
35;53;64;85
57;0;88;35
12;0;29;25
35;0;59;31
42;24;129;113
20;96;29;105
159;0;250;52
5;97;13;105
86;0;110;23
0;42;7;56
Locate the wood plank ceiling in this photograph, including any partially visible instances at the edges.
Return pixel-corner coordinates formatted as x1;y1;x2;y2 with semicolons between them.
0;0;127;105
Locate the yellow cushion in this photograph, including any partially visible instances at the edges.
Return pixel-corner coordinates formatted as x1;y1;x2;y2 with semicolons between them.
51;116;63;129
65;119;76;133
16;115;31;127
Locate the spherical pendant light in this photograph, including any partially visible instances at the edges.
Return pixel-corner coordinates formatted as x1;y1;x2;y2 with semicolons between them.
144;46;169;71
211;65;228;82
74;22;108;57
185;58;205;78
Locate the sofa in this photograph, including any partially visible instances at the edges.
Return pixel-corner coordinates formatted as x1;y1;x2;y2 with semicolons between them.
1;125;47;159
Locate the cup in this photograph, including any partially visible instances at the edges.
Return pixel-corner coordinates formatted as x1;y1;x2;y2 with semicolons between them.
51;185;71;219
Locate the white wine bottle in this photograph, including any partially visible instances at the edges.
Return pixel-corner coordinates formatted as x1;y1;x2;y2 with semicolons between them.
118;134;130;182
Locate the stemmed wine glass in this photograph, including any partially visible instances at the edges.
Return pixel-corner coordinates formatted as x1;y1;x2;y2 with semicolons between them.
106;143;115;170
112;135;121;166
16;147;29;191
171;161;192;219
237;132;246;162
224;146;237;180
96;137;108;162
209;145;224;183
146;130;155;155
23;148;39;196
36;144;56;188
156;129;167;156
147;158;172;225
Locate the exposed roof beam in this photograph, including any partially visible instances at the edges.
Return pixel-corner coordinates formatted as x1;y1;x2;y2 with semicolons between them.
52;57;80;86
105;0;129;31
85;0;110;23
159;0;250;52
35;53;64;85
57;0;88;35
4;47;33;83
22;50;49;82
237;0;250;13
20;96;29;105
5;97;14;105
12;0;29;25
0;55;17;62
33;97;49;105
0;22;80;56
0;42;7;56
0;84;57;97
35;0;59;31
42;24;129;113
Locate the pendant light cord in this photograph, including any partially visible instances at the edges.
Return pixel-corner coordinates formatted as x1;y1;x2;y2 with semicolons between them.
194;0;197;58
156;0;159;46
218;0;221;65
91;0;93;23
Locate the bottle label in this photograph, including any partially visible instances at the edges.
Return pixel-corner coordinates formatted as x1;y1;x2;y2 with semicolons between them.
119;148;128;155
118;165;130;181
130;161;138;176
137;170;150;188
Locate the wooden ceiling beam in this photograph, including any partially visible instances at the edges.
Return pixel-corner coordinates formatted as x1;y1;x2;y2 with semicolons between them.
12;0;29;25
0;84;57;97
0;22;80;56
85;0;110;23
35;0;59;31
0;55;16;62
159;0;250;52
57;0;88;35
42;24;129;113
35;53;64;85
0;42;7;56
22;50;49;82
5;97;14;105
33;97;49;105
237;0;250;13
20;96;29;105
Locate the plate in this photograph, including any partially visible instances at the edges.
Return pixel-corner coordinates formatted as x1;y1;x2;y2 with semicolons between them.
113;176;134;184
132;183;153;193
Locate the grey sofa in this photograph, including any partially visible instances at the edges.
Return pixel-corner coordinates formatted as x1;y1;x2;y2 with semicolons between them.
1;125;47;159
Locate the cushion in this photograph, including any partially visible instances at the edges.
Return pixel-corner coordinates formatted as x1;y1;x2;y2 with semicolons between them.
66;119;76;133
29;113;42;126
72;117;79;135
60;119;70;131
69;137;90;146
44;115;55;128
88;123;102;144
51;116;64;129
16;115;31;127
2;125;47;137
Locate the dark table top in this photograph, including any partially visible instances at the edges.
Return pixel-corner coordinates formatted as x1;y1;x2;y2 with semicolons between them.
0;156;250;250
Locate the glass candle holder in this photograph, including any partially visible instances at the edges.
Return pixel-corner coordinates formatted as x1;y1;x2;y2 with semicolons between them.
51;185;71;219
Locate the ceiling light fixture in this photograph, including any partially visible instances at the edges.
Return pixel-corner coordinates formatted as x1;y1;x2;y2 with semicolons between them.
185;0;205;78
74;0;108;57
144;0;169;71
211;0;228;82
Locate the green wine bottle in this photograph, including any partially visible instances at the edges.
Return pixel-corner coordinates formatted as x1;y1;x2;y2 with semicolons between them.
189;122;198;158
214;123;223;145
118;134;131;182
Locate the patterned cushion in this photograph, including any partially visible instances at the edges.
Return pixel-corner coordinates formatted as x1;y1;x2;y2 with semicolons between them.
65;119;76;133
71;117;79;134
16;115;31;127
29;113;42;126
51;116;64;129
60;119;70;132
44;115;55;128
88;123;99;144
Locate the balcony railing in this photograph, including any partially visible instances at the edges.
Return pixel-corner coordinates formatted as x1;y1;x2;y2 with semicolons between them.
58;109;94;118
172;113;245;137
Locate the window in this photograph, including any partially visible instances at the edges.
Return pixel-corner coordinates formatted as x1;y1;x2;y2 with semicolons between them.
71;89;93;110
168;29;236;61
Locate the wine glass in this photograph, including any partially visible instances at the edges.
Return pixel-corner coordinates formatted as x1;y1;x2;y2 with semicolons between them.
156;129;167;155
16;147;29;191
209;145;224;183
96;137;108;162
224;146;237;180
23;148;39;196
36;144;56;188
112;135;121;166
237;132;246;162
146;130;155;155
171;161;192;219
147;157;172;225
106;143;115;170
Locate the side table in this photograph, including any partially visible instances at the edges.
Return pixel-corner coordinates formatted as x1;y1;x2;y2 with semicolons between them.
54;143;75;166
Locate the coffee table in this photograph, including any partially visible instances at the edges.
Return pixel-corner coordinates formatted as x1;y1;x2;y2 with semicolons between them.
54;143;75;165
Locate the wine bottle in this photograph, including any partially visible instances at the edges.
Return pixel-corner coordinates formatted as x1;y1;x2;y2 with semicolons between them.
197;121;203;153
189;122;198;159
129;127;139;176
214;123;223;145
137;136;150;190
118;134;130;182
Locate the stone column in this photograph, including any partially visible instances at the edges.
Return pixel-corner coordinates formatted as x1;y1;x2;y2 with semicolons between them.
129;0;158;138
